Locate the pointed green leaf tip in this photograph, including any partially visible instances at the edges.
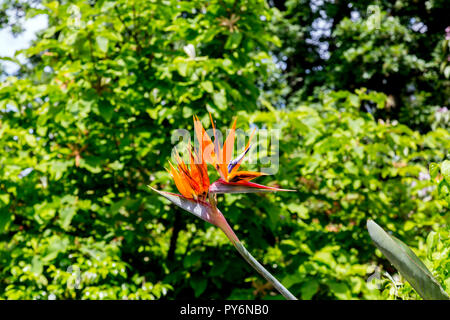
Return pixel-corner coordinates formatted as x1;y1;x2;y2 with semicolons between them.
367;219;449;300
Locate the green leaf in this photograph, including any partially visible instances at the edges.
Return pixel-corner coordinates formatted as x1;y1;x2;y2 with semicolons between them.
42;236;69;262
200;81;214;93
96;36;108;53
0;208;12;234
429;162;439;179
367;220;450;300
326;280;351;300
213;90;227;110
182;106;193;118
31;256;43;275
441;160;450;183
25;134;37;147
0;193;10;205
444;66;450;79
426;231;437;260
300;280;319;300
98;101;114;122
177;62;188;77
190;277;207;297
183;251;202;268
79;157;102;173
59;206;76;229
225;32;243;50
348;94;360;108
286;203;309;219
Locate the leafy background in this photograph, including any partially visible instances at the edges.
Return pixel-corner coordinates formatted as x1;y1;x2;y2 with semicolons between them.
0;0;448;300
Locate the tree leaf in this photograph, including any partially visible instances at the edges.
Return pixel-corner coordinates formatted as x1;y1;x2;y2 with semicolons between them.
177;62;188;77
183;44;196;59
301;280;319;300
213;90;227;110
98;101;114;122
59;206;76;230
200;81;214;93
225;32;243;50
42;236;69;262
31;256;43;275
190;277;207;297
367;219;450;300
96;36;108;53
441;160;450;183
429;162;439;179
0;208;12;234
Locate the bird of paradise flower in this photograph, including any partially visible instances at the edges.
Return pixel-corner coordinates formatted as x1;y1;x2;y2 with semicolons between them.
149;114;297;300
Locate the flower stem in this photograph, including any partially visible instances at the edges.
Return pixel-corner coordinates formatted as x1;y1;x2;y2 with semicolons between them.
217;214;298;300
207;193;297;300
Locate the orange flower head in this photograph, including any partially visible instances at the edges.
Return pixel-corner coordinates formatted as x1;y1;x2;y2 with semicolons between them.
193;114;266;184
167;145;210;201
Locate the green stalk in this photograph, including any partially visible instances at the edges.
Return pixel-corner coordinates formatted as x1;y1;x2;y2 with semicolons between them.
209;195;297;300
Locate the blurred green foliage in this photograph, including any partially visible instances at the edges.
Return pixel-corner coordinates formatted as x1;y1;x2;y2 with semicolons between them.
269;0;450;132
0;0;448;300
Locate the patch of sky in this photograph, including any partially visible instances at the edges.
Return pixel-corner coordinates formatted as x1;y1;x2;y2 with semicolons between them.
0;12;48;76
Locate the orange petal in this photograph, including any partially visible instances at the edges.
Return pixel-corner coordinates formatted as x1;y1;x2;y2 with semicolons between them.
179;164;201;197
194;149;210;194
222;117;237;173
189;148;209;196
196;162;210;195
193;115;216;165
168;162;191;198
209;113;226;180
174;149;202;198
227;170;267;183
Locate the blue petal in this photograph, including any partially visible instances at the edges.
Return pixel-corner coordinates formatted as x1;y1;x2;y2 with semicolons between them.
227;145;251;173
